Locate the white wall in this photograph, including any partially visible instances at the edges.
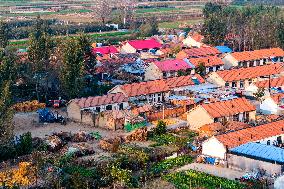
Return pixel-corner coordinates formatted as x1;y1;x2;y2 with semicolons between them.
222;54;238;69
120;42;137;54
202;137;227;159
144;63;163;81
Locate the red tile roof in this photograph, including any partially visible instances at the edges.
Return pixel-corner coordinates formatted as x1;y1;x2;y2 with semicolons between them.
201;97;256;118
165;74;205;89
74;93;128;108
215;63;284;82
216;119;284;148
154;59;192;72
178;47;221;58
271;93;284;104
189;56;224;67
92;46;119;55
117;74;204;97
255;76;284;88
119;79;170;97
231;48;284;62
191;33;204;43
127;39;162;50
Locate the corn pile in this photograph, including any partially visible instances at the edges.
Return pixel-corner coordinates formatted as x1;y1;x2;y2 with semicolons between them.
13;100;46;112
0;162;36;188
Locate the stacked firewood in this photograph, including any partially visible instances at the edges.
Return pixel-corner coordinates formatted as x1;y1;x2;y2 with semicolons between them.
125;127;148;142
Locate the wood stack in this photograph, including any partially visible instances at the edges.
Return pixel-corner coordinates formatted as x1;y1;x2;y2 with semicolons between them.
99;137;122;152
125;127;148;142
13;100;45;112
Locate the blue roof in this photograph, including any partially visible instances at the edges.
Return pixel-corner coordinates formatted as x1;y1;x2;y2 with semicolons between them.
230;142;284;164
215;46;232;54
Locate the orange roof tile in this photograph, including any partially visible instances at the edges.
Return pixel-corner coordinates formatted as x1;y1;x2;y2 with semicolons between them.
231;48;284;62
120;79;170;97
216;119;284;148
216;63;283;82
180;47;221;58
189;56;224;67
191;33;204;43
118;74;204;97
271;93;284;104
255;76;284;88
74;93;128;108
201;98;256;118
200;122;223;133
165;74;205;89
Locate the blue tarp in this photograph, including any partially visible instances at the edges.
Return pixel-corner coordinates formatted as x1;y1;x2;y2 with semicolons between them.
230;142;284;164
215;46;233;54
205;157;216;164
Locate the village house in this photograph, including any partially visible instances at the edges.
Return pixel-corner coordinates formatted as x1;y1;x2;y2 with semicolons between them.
67;93;129;123
176;46;221;59
202;119;284;160
109;74;205;104
222;47;284;69
92;45;119;57
259;93;284;115
189;56;224;74
206;63;284;89
228;142;284;176
187;97;256;130
144;59;195;81
182;33;204;48
120;39;162;54
248;76;284;93
108;79;170;104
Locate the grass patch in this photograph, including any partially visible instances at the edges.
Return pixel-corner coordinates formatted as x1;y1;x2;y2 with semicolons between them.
164;170;246;189
159;19;203;29
150;155;193;175
135;7;179;14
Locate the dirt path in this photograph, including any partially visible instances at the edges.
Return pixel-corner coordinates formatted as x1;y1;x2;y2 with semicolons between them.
177;163;246;180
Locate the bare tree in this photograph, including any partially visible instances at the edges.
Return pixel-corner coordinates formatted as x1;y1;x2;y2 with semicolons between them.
117;0;137;25
92;0;112;24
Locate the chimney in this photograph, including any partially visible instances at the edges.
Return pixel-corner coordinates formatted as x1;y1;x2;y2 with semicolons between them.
250;134;253;139
238;137;241;141
208;59;210;63
282;128;284;131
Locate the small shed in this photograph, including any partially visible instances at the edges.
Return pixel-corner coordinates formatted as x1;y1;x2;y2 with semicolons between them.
228;142;284;175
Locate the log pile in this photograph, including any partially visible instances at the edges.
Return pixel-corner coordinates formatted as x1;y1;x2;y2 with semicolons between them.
125;127;148;142
45;135;63;151
99;137;122;152
13;100;45;112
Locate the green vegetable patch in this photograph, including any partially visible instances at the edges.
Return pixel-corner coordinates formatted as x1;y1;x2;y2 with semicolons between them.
164;170;246;189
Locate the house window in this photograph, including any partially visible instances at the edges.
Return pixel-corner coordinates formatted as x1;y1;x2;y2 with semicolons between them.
249;61;254;67
238;62;242;67
233;114;239;121
225;82;229;87
240;80;244;88
96;107;101;112
232;82;237;88
277;136;282;144
214;118;218;122
209;67;214;72
280;57;283;62
106;105;112;110
119;103;124;110
267;140;271;145
163;72;167;78
248;79;252;85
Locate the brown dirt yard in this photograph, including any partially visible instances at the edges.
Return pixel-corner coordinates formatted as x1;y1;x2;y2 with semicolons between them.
13;111;126;139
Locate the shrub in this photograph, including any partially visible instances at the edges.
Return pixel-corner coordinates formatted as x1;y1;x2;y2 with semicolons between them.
154;120;167;135
16;132;33;156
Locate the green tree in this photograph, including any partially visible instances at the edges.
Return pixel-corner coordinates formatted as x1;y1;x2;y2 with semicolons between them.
195;62;206;76
154;120;167;135
59;37;85;99
0;48;18;87
253;87;265;101
0;21;8;49
138;18;159;37
28;16;52;72
0;81;14;146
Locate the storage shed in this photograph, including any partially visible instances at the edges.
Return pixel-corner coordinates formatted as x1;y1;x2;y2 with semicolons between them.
228;142;284;175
